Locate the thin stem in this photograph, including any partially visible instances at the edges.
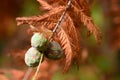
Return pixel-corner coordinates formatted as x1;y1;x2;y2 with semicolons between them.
30;25;39;32
49;0;73;40
32;54;44;80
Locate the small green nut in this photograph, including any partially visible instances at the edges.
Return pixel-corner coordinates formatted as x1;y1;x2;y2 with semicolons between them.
31;33;48;52
44;41;64;60
25;47;43;67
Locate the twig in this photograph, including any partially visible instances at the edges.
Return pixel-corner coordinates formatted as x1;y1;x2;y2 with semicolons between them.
49;0;73;40
32;54;44;80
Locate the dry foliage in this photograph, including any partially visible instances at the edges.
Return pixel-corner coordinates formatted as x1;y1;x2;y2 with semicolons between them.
16;0;102;72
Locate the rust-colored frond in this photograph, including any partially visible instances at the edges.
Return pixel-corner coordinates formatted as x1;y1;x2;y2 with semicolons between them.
57;26;73;72
80;11;102;44
65;14;81;61
69;1;102;44
16;6;65;26
54;15;81;72
37;0;52;11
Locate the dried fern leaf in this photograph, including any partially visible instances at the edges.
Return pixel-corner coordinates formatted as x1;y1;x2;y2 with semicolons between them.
80;11;102;44
69;2;102;44
57;27;73;72
37;0;53;10
55;15;81;72
16;6;65;26
65;14;81;57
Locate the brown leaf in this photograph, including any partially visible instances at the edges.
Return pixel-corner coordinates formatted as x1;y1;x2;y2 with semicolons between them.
37;0;53;11
80;11;102;44
54;15;81;72
57;27;73;72
70;0;102;44
16;6;65;26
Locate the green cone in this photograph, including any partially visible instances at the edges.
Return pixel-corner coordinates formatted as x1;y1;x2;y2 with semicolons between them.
31;33;49;52
25;47;43;67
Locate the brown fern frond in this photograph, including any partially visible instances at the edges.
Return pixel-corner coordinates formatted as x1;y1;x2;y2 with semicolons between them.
80;11;102;44
54;14;81;72
16;6;65;26
65;14;81;60
37;0;53;11
57;26;73;72
69;1;102;44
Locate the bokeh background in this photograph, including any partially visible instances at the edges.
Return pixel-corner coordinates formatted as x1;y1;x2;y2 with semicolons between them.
0;0;120;80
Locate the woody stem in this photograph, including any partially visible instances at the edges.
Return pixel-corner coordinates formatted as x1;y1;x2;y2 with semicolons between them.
49;0;73;40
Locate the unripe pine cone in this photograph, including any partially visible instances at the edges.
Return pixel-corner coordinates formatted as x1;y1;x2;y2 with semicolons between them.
44;41;64;60
25;47;43;67
31;33;49;52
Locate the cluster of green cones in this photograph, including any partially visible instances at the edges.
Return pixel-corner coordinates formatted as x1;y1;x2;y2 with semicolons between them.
25;33;64;67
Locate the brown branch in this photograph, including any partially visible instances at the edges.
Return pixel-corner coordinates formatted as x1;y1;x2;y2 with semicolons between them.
49;0;73;40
